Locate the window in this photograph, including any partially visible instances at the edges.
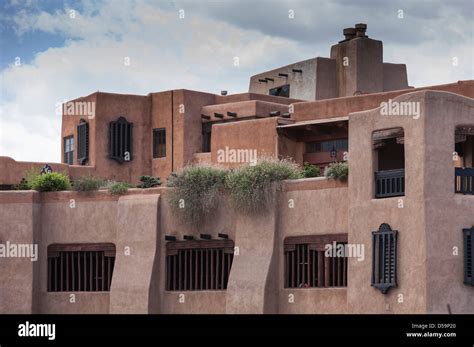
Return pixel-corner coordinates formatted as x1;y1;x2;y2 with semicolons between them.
108;117;133;164
269;84;290;98
77;120;89;165
306;139;348;153
63;136;74;165
373;128;405;198
464;226;473;286
202;123;212;153
47;243;116;292
371;223;397;294
153;128;166;158
284;234;348;288
454;126;474;195
166;239;234;291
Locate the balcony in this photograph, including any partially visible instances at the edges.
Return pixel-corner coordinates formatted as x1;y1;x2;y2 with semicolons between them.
455;167;474;195
374;169;405;198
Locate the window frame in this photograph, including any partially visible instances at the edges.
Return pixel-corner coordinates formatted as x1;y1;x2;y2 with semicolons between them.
63;136;74;165
464;226;473;286
165;239;234;291
76;119;89;165
284;234;348;289
108;117;133;164
152;128;166;158
47;243;116;292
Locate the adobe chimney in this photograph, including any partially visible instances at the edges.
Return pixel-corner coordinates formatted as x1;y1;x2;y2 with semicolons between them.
355;23;368;38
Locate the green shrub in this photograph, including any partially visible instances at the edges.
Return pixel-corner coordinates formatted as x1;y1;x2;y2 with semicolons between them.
137;175;161;188
108;182;133;195
167;165;227;224
325;161;349;181
225;158;302;214
14;168;41;190
302;162;320;178
31;172;71;192
72;176;105;191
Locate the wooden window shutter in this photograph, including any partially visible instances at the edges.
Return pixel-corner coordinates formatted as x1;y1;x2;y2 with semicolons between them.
108;117;133;164
464;226;473;285
77;120;89;165
371;223;397;294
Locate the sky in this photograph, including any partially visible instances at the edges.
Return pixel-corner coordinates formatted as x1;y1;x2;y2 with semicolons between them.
0;0;472;162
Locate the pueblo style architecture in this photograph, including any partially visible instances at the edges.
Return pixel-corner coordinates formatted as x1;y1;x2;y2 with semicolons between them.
0;24;473;314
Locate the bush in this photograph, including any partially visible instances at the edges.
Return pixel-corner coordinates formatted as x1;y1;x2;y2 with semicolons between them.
225;157;302;214
302;162;320;178
14;168;41;190
325;162;349;181
137;175;161;188
167;165;227;224
72;176;105;191
31;172;71;192
108;182;133;195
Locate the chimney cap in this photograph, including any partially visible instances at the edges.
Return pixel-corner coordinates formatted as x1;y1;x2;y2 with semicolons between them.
343;27;356;35
355;23;367;30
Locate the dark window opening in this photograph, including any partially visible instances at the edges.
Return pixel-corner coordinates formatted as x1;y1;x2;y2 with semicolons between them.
108;117;133;164
284;234;348;288
455;127;474;195
77;120;89;165
47;243;116;292
63;136;74;165
306;139;348;153
371;223;397;294
464;226;473;286
373;128;405;198
202;123;212;153
153;128;166;158
166;239;234;291
269;84;290;98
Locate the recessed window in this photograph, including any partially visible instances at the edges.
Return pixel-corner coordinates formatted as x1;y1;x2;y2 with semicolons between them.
284;234;348;288
454;126;474;195
47;243;116;292
371;223;397;294
202;123;212;153
373;128;405;198
108;117;133;164
77;120;89;165
269;84;290;98
306;139;348;153
464;226;473;286
153;128;166;158
166;239;234;291
63;136;74;165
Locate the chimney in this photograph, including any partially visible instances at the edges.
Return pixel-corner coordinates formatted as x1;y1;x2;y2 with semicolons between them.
343;27;356;41
355;23;367;38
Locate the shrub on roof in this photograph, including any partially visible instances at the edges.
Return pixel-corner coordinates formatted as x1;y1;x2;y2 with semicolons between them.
302;162;320;178
225;157;302;214
31;172;71;192
167;165;227;224
325;161;349;182
72;176;105;191
137;175;161;188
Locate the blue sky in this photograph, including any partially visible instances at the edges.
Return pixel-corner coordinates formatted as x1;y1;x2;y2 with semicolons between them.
0;0;472;162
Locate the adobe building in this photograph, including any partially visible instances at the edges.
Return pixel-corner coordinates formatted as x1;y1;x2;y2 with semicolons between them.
0;24;473;314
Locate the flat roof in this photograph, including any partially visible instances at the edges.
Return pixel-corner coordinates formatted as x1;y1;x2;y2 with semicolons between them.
276;116;349;129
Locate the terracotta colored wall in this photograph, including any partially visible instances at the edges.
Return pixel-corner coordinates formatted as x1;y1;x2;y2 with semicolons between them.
210;117;279;167
383;63;409;91
293;80;474;122
201;100;290;121
110;194;160;313
0;192;40;313
421;92;474;313
278;178;349;313
347;91;432;314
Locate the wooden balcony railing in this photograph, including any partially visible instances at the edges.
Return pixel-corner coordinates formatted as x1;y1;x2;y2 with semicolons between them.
374;169;405;198
455;167;474;195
